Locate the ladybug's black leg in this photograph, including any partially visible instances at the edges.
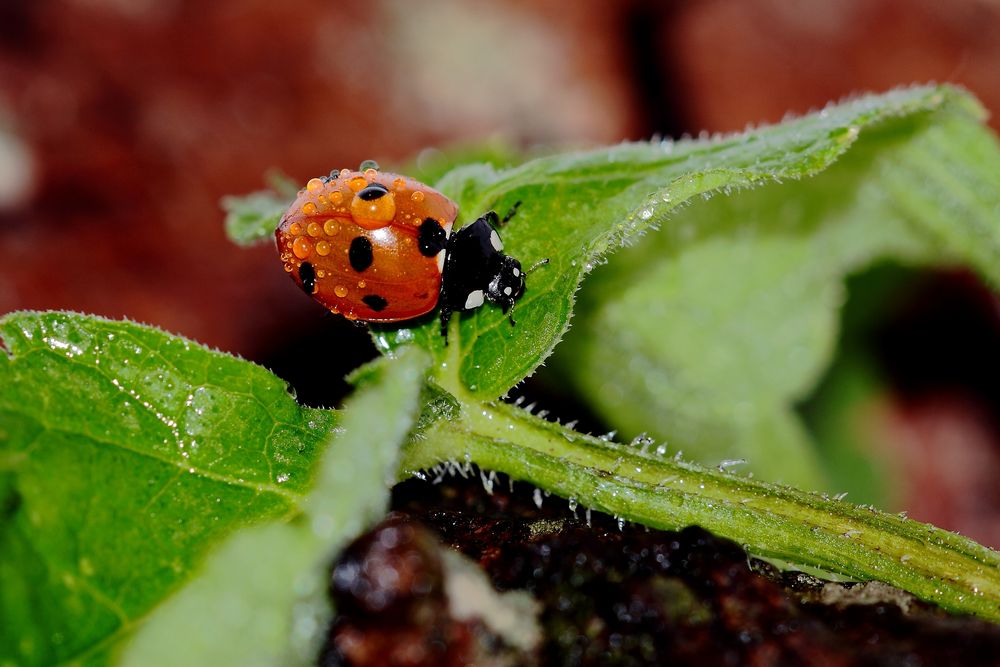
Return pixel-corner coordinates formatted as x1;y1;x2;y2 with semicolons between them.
500;201;522;226
501;299;517;327
439;306;453;345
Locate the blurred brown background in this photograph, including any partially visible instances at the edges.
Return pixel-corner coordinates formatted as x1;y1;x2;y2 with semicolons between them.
2;0;999;545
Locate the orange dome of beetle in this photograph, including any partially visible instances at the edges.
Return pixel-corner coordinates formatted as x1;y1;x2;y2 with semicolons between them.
275;161;546;341
276;163;459;322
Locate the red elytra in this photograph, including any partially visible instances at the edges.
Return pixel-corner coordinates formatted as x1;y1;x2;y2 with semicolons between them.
275;167;457;321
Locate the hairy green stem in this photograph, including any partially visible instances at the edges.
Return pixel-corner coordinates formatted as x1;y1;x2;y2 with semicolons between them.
400;394;1000;622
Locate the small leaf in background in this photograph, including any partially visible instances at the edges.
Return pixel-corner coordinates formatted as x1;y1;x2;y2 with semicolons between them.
221;171;299;246
0;312;337;666
119;348;429;667
222;189;293;247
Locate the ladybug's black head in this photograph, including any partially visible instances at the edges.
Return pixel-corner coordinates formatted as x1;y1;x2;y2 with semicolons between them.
486;254;525;312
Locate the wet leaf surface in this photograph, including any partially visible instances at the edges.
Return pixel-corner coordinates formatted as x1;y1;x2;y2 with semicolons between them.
0;312;336;665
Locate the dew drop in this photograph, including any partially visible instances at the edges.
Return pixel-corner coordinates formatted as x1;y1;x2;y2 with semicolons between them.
351;190;396;227
717;458;747;472
292;236;312;259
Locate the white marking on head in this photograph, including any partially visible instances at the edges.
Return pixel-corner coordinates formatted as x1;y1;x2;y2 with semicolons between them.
464;290;485;310
490;229;503;252
503;286;513;296
436;250;446;272
512;267;520;277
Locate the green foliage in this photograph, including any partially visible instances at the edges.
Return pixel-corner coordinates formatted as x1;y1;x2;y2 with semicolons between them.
377;86;996;413
120;349;429;667
222;190;287;246
5;84;1000;667
557;98;1000;486
0;312;336;665
0;312;427;665
222;171;299;246
227;83;1000;621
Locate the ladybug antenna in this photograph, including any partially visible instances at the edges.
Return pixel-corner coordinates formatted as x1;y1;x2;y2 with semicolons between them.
500;201;522;225
525;258;549;274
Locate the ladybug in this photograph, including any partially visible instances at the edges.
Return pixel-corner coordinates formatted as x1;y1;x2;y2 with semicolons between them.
275;163;539;341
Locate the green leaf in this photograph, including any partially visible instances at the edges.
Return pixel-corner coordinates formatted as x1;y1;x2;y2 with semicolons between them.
371;85;994;413
0;311;337;666
221;172;298;246
555;86;1000;485
119;348;429;667
221;190;291;247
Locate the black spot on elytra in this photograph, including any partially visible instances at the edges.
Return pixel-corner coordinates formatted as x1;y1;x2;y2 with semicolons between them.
357;183;389;201
349;236;374;272
362;294;388;312
418;218;447;257
299;262;316;294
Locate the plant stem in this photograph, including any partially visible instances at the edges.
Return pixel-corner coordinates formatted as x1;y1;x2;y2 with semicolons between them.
400;396;1000;622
